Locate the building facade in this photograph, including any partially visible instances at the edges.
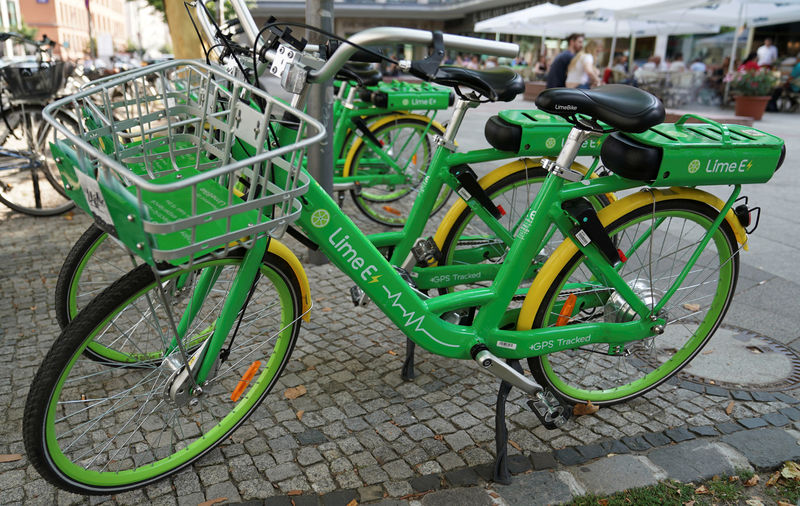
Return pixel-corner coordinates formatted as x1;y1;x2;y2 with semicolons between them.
0;0;22;57
20;0;128;60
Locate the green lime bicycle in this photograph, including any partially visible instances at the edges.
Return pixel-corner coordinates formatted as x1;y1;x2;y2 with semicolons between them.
24;23;783;496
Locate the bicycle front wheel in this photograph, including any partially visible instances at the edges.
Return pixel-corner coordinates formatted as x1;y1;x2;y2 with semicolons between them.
524;199;739;406
346;116;448;227
24;250;303;494
0;105;75;216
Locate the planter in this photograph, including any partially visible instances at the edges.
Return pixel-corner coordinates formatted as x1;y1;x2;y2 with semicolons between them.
523;81;547;102
734;95;771;121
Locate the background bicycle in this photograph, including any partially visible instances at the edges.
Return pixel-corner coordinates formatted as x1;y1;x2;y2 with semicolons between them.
0;32;77;216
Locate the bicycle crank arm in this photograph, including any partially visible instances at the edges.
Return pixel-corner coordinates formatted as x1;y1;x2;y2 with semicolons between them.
471;345;542;396
471;345;571;429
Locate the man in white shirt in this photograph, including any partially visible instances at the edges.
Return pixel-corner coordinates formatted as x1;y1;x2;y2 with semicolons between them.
757;38;778;67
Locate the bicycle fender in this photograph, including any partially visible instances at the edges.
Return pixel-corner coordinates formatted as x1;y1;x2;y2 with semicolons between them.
341;113;447;178
515;187;748;332
431;158;596;254
268;239;312;322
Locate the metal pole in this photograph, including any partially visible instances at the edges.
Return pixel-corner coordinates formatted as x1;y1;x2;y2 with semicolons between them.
86;0;96;58
306;0;334;264
723;2;745;107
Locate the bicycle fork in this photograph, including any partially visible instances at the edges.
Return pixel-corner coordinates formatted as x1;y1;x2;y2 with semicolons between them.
161;237;269;406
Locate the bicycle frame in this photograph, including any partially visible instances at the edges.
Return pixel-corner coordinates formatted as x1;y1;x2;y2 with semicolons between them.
182;120;740;390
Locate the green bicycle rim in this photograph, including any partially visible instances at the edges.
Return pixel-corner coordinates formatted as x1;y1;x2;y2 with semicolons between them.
43;259;297;490
535;207;736;404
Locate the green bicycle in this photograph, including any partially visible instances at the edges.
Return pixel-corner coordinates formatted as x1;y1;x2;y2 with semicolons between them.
25;25;783;496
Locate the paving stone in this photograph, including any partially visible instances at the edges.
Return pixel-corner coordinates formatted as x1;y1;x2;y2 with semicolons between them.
444;467;482;487
664;427;695;443
731;390;753;401
716;421;744;434
320;489;358;506
575;444;607;461
763;412;791;427
495;470;580;506
358;485;384;503
620;436;651;452
739;417;769;429
722;428;800;469
205;482;242;503
751;392;777;403
679;381;706;394
571;455;667;496
600;440;631;455
298;429;328;446
410;474;442;492
420;487;493;506
780;407;800;421
648;439;752;482
554;447;586;466
642;432;671;448
774;392;800;405
531;452;557;470
705;386;729;398
690;425;720;437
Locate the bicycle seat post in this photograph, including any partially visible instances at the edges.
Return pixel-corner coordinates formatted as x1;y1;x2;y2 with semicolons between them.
438;96;479;150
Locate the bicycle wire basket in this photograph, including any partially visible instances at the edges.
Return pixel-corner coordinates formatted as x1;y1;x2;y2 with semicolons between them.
1;61;65;100
43;59;325;272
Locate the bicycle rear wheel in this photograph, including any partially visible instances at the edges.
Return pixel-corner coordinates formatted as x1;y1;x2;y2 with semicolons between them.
55;224;137;330
24;250;303;494
524;199;739;406
347;116;448;227
0;104;75;216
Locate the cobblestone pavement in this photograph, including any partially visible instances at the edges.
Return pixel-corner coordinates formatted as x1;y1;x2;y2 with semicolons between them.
1;106;799;505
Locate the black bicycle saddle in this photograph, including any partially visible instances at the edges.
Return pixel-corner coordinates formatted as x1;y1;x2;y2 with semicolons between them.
432;66;524;102
536;84;665;133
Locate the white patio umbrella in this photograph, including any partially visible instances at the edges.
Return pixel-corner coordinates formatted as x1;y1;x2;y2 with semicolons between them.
482;0;719;68
474;2;563;34
619;0;800;101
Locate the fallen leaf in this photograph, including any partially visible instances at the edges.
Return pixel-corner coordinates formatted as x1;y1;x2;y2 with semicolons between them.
745;474;759;487
683;303;701;312
508;439;522;451
729;475;740;482
198;498;227;506
434;434;444;441
694;485;710;495
30;306;36;311
683;501;695;506
489;492;500;499
388;350;397;355
296;410;304;421
781;461;800;480
0;454;22;463
573;401;599;416
701;350;714;355
63;211;74;221
598;499;609;506
778;501;793;506
725;401;735;415
745;499;765;506
346;500;358;506
321;307;332;312
767;471;781;486
287;490;303;496
284;385;307;400
709;380;716;385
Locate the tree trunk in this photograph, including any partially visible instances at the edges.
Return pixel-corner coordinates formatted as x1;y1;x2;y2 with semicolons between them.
164;0;204;59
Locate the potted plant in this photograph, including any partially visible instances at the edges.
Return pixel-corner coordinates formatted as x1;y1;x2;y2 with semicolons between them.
729;68;780;120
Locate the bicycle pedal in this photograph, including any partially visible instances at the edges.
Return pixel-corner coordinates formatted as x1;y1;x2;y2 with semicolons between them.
411;237;441;267
350;286;370;307
527;389;571;430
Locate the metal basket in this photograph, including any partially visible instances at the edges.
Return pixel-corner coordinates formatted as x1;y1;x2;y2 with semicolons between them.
1;61;65;100
44;59;324;271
